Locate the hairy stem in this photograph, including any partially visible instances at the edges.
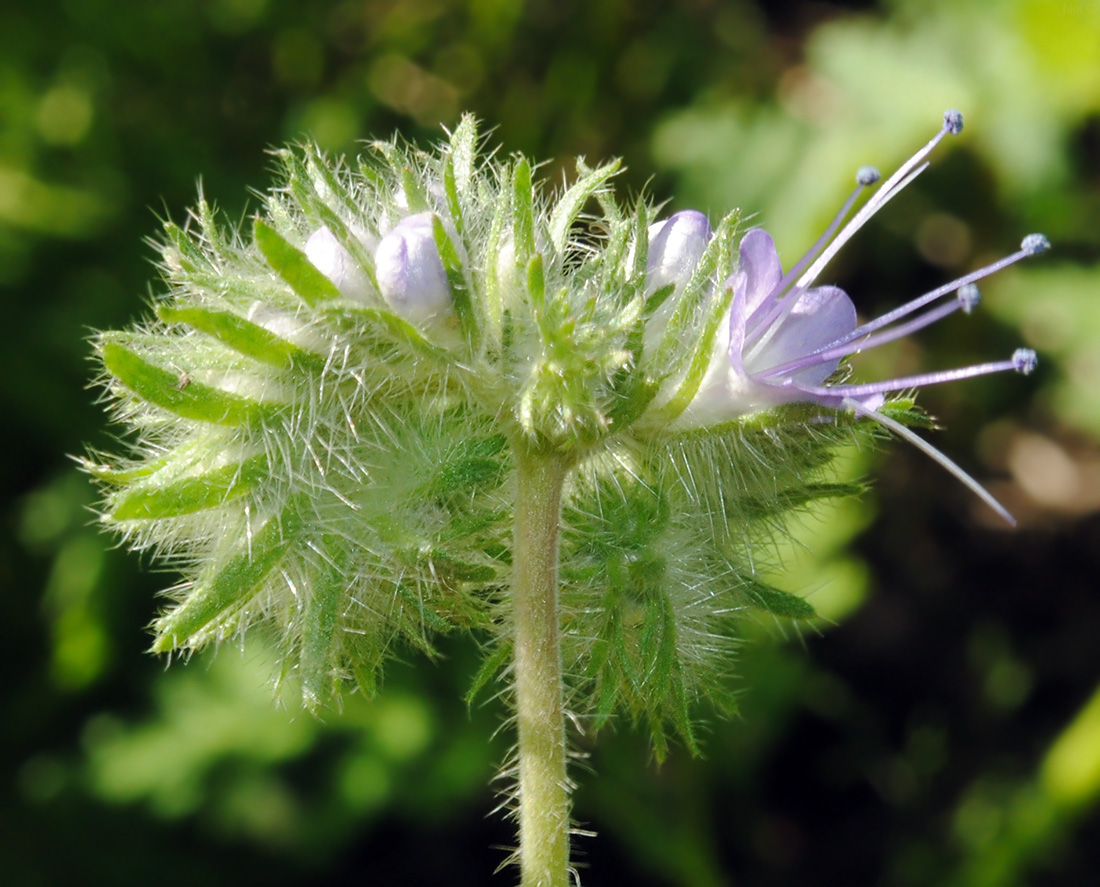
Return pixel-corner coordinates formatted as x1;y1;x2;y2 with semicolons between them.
512;443;572;887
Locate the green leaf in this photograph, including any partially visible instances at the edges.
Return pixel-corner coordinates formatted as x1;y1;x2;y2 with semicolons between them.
426;434;508;501
465;640;512;707
157;304;326;371
548;159;621;254
102;339;274;426
254;219;341;305
151;503;302;651
431;215;479;346
110;455;268;520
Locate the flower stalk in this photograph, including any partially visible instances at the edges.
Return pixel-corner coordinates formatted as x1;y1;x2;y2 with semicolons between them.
512;442;572;887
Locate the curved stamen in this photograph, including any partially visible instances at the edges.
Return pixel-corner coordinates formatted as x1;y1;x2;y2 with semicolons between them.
843;396;1016;525
794;110;964;293
796;160;931;292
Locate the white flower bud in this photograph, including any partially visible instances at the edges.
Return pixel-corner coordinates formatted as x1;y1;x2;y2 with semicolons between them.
374;212;453;323
304;226;375;303
646;210;712;294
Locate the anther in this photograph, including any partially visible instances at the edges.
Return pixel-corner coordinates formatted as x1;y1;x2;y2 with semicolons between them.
856;166;881;186
943;109;964;135
1013;348;1038;375
957;283;980;314
1021;233;1050;256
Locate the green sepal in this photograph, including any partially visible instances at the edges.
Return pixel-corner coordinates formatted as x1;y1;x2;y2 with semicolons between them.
329;304;451;361
526;253;546;314
651;214;740;421
254;219;342;305
443;114;479;238
151;502;302;652
512;157;535;265
481;166;512;343
81;456;168;485
110;454;268;521
431;215;479;346
401;166;430;213
878;397;933;428
157;304;326;371
604;374;661;432
101;339;274;426
741;580;817;620
630;199;651;283
548;158;621;254
301;558;344;712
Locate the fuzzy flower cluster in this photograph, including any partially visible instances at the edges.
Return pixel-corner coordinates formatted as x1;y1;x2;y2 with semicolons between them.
87;111;1043;737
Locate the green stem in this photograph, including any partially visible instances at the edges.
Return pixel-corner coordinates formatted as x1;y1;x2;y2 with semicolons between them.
512;443;571;887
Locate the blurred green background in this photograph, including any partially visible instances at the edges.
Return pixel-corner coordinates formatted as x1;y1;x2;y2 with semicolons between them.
4;0;1100;884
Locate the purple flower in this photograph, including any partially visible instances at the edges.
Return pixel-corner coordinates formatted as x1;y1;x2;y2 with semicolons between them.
680;110;1046;524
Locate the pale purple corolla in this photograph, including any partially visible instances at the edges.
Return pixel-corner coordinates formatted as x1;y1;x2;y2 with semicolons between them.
374;212;453;323
670;110;1046;525
647;209;713;295
305;226;376;303
305;212;454;323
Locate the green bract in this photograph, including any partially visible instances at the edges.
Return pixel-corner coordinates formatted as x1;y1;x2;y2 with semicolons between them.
87;116;877;748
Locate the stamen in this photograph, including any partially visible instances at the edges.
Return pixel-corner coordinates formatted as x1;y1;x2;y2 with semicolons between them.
800;353;1032;401
843;396;1016;526
748;166;884;329
795;111;963;294
807;242;1045;358
1013;348;1038;374
958;283;980;314
1022;233;1050;256
857;166;882;186
757;291;971;380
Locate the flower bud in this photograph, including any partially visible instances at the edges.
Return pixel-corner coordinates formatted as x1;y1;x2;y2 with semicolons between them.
646;210;712;294
304;226;375;303
374;212;453;323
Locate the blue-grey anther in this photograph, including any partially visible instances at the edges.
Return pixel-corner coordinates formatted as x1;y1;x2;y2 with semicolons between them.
856;166;881;186
957;283;980;314
1013;348;1038;375
943;109;964;134
1022;233;1051;256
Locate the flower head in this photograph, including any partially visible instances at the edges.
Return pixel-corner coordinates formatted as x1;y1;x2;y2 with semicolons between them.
671;111;1046;523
